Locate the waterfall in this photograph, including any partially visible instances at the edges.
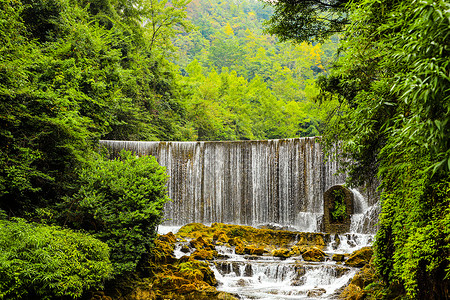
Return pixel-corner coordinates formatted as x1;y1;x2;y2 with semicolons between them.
100;138;378;232
100;138;345;228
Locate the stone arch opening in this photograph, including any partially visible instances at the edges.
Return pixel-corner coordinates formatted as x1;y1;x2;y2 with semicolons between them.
323;185;354;233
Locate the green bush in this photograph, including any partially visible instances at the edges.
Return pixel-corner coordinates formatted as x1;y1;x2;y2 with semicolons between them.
331;189;346;222
61;150;170;276
0;218;112;299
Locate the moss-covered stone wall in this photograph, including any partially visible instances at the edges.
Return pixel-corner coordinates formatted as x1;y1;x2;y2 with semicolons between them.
323;185;354;233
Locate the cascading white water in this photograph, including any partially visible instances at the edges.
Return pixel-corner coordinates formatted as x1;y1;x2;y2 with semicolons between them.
100;138;354;229
168;228;368;300
349;188;380;234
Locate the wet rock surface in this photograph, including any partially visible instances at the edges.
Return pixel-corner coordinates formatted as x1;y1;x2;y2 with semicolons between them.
92;223;373;300
173;223;372;299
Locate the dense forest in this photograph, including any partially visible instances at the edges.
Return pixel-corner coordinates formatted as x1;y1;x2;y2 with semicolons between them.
171;0;340;140
266;0;449;298
0;0;449;299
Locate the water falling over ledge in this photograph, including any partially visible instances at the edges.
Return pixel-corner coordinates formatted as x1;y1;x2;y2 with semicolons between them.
100;138;376;231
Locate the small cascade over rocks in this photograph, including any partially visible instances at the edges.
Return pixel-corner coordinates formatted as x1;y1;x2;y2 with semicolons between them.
164;223;374;300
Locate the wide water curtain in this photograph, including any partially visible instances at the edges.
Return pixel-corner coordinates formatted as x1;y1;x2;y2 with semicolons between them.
101;138;365;229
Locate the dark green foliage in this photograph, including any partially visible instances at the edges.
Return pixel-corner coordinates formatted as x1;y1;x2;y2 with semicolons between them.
331;189;346;222
0;218;112;299
264;0;350;43
0;0;194;217
60;150;170;276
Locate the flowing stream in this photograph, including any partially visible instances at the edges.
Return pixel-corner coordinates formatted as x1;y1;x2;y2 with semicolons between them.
102;138;379;298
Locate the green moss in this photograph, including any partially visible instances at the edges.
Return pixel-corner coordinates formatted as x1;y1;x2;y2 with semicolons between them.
345;247;373;268
331;189;347;222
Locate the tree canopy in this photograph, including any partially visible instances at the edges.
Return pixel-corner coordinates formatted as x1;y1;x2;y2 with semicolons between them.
264;0;350;43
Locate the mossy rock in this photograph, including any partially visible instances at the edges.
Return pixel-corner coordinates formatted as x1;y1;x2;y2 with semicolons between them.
180;244;190;253
153;274;192;291
177;223;301;249
159;231;177;243
190;248;218;260
177;223;209;238
178;261;217;286
345;247;373;267
288;245;305;256
178;264;203;282
296;232;329;248
213;231;229;243
302;247;326;262
228;237;242;246
190;236;215;250
178;284;197;294
235;244;245;255
332;254;346;262
272;248;291;258
340;283;364;300
148;235;177;266
244;245;266;256
349;258;377;288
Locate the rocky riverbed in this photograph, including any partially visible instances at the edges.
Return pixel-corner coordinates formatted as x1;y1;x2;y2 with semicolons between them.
89;223;376;300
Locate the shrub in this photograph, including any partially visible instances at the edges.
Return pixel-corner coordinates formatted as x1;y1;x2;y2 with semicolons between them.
331;189;346;222
0;218;112;299
61;150;170;276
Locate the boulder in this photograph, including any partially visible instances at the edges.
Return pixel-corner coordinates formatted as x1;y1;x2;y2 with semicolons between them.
243;245;266;256
345;247;373;267
302;247;326;262
307;288;326;297
213;231;229;244
158;232;176;243
190;236;215;250
288;245;303;256
271;248;291;258
340;284;364;300
180;244;190;253
332;254;346;262
190;248;218;260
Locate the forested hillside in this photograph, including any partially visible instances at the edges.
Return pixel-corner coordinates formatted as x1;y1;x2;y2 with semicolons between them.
172;0;340;140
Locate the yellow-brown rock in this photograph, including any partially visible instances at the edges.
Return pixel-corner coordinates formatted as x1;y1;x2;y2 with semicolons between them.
190;248;218;260
244;245;266;255
179;261;217;286
235;244;245;255
153;274;191;291
272;248;291;258
177;223;302;249
190;236;214;250
288;245;305;256
349;258;376;288
302;247;326;262
296;232;328;249
148;235;176;266
158;231;177;243
332;254;346;262
344;247;373;267
339;283;364;300
178;284;197;294
213;231;229;243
